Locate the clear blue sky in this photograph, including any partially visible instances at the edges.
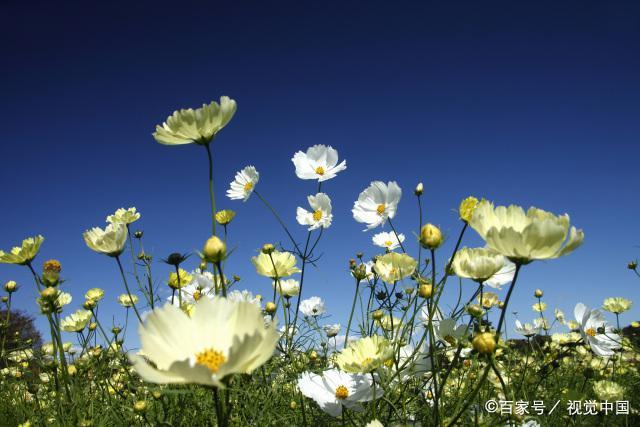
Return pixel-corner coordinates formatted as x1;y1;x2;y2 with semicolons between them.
1;0;639;346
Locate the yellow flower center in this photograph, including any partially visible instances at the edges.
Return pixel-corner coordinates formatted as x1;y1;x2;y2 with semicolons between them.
312;209;323;222
315;166;325;176
195;348;226;373
243;182;254;192
376;204;386;215
384;241;393;247
335;385;349;399
585;327;596;337
193;290;201;301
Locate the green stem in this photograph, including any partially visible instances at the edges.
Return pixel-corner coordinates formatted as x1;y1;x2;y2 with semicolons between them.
204;142;217;236
344;279;360;348
115;256;142;322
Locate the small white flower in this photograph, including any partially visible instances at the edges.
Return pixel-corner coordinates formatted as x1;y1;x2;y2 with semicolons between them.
514;319;540;338
106;207;141;225
433;318;468;347
226;166;259;202
297;369;380;417
296;193;333;230
574;303;621;357
372;231;405;251
83;223;128;257
291;145;347;182
273;279;300;298
152;97;237;146
323;324;341;338
299;296;326;317
352;181;402;230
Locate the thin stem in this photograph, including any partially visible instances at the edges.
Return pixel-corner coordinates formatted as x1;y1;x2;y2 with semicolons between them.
292;231;313;333
344;279;360;348
115;256;142;322
204;143;217;236
387;217;406;253
254;190;302;256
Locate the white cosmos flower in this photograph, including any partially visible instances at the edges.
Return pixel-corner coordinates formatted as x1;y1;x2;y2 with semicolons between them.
226;166;259;202
352;181;402;230
291;145;347;182
129;297;278;388
60;309;92;333
483;259;516;290
514;319;540;338
374;252;417;283
323;324;341;338
469;200;584;264
433;319;468;347
273;279;300;298
396;344;431;381
574;303;621;357
297;369;380;417
296;193;333;230
372;231;405;251
83;223;128;257
153;96;237;146
106;207;141;225
451;247;505;282
299;296;326;317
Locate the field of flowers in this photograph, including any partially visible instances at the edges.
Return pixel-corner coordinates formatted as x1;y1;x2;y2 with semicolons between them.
0;96;638;426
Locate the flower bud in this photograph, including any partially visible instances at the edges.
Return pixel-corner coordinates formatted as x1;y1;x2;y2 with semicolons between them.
261;243;275;255
352;264;368;281
467;304;484;318
1;296;8;303
134;231;144;239
133;400;147;413
290;401;297;410
472;332;496;354
534;289;543;298
199;261;207;271
112;326;122;335
40;287;58;300
420;224;443;249
372;310;384;320
418;284;433;298
83;299;96;310
309;350;318;361
414;182;424;196
265;302;277;314
215;209;236;226
42;271;60;287
89;322;97;331
152;391;162;399
203;236;226;263
4;281;18;293
627;261;637;270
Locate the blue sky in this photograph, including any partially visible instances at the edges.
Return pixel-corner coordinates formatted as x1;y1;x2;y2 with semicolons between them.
1;0;639;346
